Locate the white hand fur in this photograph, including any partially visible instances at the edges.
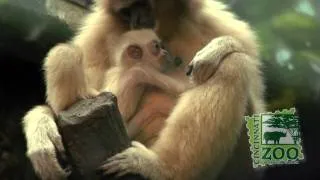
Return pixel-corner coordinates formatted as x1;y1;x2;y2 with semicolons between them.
188;36;246;84
101;141;161;179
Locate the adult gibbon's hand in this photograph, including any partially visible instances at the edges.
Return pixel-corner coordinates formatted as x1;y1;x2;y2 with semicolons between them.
24;106;71;180
187;36;246;85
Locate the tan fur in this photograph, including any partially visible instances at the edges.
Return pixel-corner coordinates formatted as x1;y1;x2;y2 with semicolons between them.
23;106;68;179
103;30;189;123
44;43;99;114
149;53;261;180
22;0;265;179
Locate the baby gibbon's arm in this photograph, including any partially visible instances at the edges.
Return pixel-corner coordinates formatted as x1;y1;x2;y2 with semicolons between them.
104;65;188;122
129;65;188;95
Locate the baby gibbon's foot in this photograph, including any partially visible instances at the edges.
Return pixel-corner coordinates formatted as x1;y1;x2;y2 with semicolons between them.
101;141;162;179
187;36;245;84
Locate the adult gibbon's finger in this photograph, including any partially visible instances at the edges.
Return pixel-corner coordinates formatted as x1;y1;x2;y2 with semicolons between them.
49;132;71;168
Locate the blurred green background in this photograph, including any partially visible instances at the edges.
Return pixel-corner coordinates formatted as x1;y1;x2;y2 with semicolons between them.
222;0;320;111
0;0;319;180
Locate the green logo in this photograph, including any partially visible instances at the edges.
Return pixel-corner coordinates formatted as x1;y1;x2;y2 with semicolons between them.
245;108;304;168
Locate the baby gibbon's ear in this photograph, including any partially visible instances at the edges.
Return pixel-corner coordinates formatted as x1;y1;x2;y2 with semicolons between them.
127;44;143;60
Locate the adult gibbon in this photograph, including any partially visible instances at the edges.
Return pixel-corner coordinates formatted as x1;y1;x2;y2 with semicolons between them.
23;0;265;179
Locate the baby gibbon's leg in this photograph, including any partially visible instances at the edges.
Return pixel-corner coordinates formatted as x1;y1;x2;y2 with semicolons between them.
23;105;69;179
44;43;98;114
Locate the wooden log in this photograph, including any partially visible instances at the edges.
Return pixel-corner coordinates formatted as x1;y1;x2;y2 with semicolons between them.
56;92;146;180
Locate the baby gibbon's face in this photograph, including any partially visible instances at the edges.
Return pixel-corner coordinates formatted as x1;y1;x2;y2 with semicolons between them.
125;39;172;72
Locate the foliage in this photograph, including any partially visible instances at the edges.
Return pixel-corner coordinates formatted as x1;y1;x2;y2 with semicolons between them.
224;0;320;111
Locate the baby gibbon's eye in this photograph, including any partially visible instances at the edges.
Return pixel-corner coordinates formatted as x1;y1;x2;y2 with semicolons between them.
151;40;161;56
127;44;143;59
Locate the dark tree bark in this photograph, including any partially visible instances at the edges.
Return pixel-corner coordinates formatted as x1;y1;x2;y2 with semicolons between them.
57;92;146;180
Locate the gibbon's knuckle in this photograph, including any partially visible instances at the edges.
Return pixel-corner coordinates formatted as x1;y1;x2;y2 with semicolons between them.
47;133;66;154
131;141;137;145
194;52;202;59
108;154;121;162
192;70;204;84
116;170;130;178
104;165;119;175
193;62;201;75
79;92;93;100
53;138;65;154
195;52;205;61
191;76;197;85
199;65;207;76
131;141;144;149
186;64;193;76
126;147;137;154
191;60;199;69
88;88;100;97
105;160;120;168
122;150;133;158
118;152;128;159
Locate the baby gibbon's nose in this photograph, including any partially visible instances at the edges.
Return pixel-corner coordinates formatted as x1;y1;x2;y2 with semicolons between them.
161;50;169;57
161;50;174;64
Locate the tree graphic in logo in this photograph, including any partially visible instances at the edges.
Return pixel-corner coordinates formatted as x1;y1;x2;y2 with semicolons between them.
263;113;300;144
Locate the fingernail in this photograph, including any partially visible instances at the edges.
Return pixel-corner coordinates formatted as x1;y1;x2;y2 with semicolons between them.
186;65;193;76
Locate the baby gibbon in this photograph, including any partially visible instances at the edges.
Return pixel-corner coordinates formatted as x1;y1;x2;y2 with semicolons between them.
102;30;190;140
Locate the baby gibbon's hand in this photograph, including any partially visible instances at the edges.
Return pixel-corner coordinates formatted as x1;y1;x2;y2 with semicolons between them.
187;36;245;84
101;141;161;179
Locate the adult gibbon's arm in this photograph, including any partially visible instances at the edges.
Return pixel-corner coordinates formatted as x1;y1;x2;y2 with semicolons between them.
44;43;99;114
22;0;157;179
